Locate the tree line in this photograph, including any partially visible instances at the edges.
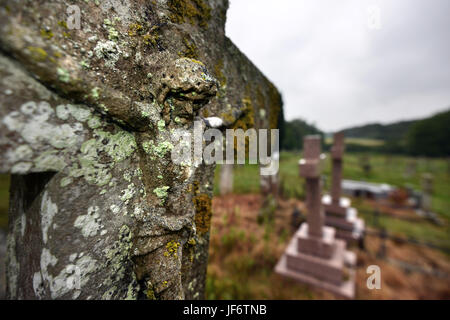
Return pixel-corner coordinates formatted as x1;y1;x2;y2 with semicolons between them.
280;108;450;157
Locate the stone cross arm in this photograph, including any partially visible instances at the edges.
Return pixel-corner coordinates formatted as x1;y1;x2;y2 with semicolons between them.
299;135;322;178
331;132;345;160
0;0;283;300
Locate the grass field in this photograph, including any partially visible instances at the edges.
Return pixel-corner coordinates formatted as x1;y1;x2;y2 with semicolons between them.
215;152;449;221
212;151;450;254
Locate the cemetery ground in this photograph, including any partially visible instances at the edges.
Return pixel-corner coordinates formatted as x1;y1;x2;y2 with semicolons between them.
0;152;449;299
207;152;450;299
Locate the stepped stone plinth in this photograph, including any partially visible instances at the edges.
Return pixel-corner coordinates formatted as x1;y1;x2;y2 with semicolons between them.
323;132;365;242
275;135;356;299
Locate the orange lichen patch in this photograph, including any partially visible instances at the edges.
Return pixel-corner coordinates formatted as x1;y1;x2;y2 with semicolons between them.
193;193;212;235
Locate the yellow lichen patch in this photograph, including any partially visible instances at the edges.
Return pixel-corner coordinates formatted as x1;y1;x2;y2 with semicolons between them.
178;37;199;59
40;29;54;40
220;110;237;125
193;193;212;235
128;23;143;36
167;0;212;29
233;97;255;131
57;20;68;29
142;26;159;47
27;47;48;62
146;288;156;300
164;240;180;258
202;108;210;118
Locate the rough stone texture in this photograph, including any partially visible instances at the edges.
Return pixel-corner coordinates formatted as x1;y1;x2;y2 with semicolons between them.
0;228;6;299
0;0;282;299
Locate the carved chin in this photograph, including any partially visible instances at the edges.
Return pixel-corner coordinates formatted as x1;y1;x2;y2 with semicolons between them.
166;95;210;120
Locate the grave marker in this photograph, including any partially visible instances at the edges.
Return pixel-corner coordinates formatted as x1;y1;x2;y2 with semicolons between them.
275;135;356;299
323;132;365;242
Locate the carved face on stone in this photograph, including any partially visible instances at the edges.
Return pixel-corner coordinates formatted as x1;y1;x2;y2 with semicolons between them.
155;57;218;122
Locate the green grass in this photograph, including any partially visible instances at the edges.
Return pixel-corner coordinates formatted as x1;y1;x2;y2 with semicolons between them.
213;152;450;248
216;152;449;221
214;164;260;195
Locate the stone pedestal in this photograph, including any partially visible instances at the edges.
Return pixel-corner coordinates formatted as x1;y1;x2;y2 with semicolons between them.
275;135;356;299
275;225;356;299
323;132;364;242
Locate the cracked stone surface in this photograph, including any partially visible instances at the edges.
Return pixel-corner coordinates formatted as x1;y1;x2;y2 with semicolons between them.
0;0;283;299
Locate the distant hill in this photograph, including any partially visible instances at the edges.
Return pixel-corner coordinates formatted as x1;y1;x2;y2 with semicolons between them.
407;109;450;157
338;108;450;156
341;120;416;142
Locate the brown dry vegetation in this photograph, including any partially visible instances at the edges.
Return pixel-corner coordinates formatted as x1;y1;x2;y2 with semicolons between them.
206;194;450;300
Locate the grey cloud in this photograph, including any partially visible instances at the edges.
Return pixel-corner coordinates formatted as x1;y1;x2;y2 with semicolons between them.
226;0;450;131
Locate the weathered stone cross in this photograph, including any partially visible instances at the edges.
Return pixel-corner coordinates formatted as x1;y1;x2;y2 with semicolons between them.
0;0;282;300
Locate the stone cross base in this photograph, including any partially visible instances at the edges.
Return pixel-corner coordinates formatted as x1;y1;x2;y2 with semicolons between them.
322;195;351;217
322;195;365;242
275;224;356;299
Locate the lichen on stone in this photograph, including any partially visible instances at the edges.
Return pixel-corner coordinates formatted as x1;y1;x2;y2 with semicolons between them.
167;0;212;29
193;193;212;235
153;186;170;204
164;240;180;258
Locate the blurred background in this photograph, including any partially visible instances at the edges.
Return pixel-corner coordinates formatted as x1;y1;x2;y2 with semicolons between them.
0;0;449;299
205;0;450;299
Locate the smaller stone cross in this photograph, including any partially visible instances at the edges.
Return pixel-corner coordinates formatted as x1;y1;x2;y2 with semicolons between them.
330;132;344;205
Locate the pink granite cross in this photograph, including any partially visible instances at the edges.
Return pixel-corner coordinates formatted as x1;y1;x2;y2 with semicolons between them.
299;135;324;238
330;132;345;205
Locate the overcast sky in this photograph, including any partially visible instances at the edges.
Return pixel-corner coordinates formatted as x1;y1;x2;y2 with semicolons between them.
225;0;450;132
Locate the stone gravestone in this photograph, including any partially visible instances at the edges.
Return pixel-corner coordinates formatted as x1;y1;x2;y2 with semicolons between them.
404;159;417;179
260;153;280;198
275;135;356;299
421;173;433;215
219;164;233;195
0;0;283;299
322;132;364;242
360;155;371;176
258;151;279;224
